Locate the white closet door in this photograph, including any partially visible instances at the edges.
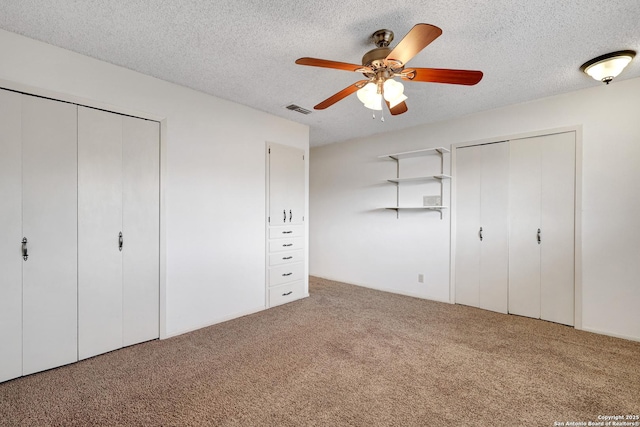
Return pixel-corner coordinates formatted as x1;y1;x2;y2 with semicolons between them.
122;116;160;346
287;147;305;225
540;132;575;325
269;143;305;225
78;107;123;360
454;145;482;307
22;95;78;375
479;142;509;313
0;90;23;382
508;137;542;319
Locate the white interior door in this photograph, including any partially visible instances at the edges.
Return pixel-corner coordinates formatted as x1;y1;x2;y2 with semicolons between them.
287;147;305;225
78;106;123;360
122;116;160;346
0;89;23;382
269;143;304;225
508;137;542;319
21;95;78;375
540;132;575;325
454;145;482;307
479;142;509;313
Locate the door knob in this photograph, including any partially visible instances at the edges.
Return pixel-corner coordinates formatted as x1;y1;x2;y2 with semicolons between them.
479;227;483;241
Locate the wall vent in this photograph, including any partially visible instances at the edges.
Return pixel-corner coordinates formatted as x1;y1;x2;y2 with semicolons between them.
285;104;312;115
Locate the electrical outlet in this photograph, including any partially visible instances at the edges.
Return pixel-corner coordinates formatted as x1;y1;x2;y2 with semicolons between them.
418;274;424;283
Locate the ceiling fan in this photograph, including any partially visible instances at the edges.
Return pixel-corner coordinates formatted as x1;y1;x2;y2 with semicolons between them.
295;23;483;116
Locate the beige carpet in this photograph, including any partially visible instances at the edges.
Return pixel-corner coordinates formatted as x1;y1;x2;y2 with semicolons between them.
1;277;639;426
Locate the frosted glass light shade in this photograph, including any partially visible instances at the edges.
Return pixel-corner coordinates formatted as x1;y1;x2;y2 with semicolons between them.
581;50;635;84
383;79;407;108
357;83;382;110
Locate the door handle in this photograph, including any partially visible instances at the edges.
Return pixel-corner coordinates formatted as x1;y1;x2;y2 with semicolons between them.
537;228;541;244
289;210;292;222
283;210;286;223
479;227;483;241
22;237;28;261
119;232;123;251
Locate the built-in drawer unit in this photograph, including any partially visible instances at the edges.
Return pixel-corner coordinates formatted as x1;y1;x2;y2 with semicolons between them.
269;237;303;253
269;225;303;239
269;281;304;307
269;249;304;267
269;262;304;287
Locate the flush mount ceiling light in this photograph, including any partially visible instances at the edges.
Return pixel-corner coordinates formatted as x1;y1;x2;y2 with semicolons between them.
580;50;636;84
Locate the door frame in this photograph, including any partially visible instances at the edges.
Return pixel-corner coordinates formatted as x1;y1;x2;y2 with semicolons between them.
449;125;583;329
0;78;169;339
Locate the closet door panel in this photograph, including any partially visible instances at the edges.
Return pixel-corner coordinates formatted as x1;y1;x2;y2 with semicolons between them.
508;138;541;319
22;96;78;375
268;144;290;225
540;132;575;325
122;116;160;346
78;107;123;360
287;147;305;225
269;143;304;225
479;142;509;313
0;90;23;382
454;145;481;307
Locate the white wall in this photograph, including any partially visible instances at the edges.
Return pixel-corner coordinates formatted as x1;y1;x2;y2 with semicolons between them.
311;76;640;342
0;29;309;338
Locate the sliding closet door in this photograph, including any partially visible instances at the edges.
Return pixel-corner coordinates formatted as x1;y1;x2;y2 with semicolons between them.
540;133;575;325
454;145;482;307
508;138;542;319
78;106;123;360
122;116;160;346
22;95;78;375
478;142;509;313
0;90;23;382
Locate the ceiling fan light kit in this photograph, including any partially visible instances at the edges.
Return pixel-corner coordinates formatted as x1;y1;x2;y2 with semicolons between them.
580;50;636;84
295;23;483;118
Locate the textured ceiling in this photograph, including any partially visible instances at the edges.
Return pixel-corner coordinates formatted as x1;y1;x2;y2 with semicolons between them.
1;1;639;146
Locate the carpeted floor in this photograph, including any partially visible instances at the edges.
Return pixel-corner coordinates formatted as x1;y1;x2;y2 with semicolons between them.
1;277;639;426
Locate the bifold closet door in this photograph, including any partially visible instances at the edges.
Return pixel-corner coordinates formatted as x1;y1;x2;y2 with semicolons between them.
508;132;575;325
540;133;575;325
0;90;23;382
478;143;509;313
455;142;509;313
22;95;78;375
78;106;123;360
454;145;482;307
122;116;160;346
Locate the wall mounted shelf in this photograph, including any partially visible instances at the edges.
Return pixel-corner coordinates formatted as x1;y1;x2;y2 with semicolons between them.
379;147;450;219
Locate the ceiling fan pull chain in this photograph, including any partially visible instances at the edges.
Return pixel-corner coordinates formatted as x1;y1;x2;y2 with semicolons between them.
380;98;385;122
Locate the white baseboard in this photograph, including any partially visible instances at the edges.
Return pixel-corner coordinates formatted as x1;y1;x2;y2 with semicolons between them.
163;304;266;339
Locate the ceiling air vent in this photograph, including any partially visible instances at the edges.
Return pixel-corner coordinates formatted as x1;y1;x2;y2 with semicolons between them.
285;104;312;115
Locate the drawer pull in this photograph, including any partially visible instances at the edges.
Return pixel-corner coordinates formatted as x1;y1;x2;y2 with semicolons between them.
283;243;293;247
282;291;293;296
283;256;293;260
282;272;293;276
283;231;293;234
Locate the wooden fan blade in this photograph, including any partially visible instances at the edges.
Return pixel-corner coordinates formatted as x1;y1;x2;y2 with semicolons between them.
402;68;483;85
314;80;369;110
386;100;408;115
295;57;369;72
386;24;442;66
